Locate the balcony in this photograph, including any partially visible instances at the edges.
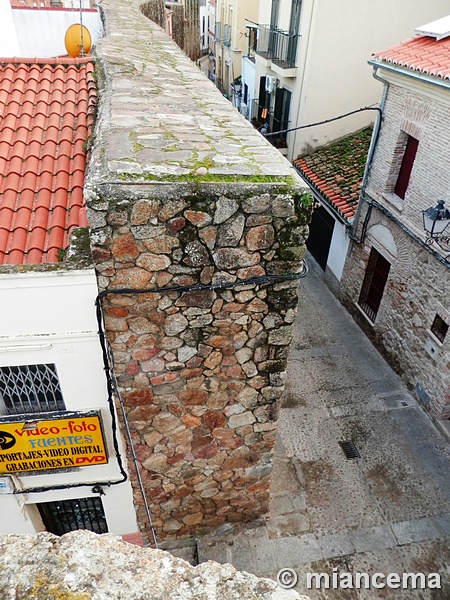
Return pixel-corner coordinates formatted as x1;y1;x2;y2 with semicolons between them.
223;24;231;46
215;22;231;46
255;25;299;70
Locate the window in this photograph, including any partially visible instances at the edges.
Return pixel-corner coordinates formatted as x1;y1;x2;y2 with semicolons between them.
394;135;418;199
430;314;448;343
38;497;108;536
358;248;391;322
0;364;65;415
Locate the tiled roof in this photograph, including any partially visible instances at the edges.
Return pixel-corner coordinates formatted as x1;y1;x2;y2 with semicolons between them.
293;128;372;221
372;35;450;81
0;57;96;265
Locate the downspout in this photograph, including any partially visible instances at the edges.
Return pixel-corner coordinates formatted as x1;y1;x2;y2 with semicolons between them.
349;63;389;243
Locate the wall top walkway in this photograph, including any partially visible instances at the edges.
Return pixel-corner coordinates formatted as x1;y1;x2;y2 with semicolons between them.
89;0;305;186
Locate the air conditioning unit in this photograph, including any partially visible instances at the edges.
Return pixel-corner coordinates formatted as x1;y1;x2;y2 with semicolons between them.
265;76;278;93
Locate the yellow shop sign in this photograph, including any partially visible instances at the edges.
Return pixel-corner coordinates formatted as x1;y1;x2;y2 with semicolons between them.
0;412;108;474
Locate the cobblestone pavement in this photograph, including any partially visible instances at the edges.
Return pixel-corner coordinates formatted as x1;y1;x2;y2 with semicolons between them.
198;257;450;598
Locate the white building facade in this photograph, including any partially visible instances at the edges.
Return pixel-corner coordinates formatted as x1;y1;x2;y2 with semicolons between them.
240;0;450;161
0;269;140;540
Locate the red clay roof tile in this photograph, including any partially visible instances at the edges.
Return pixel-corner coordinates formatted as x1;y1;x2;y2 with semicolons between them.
372;35;450;80
293;128;373;222
0;58;96;265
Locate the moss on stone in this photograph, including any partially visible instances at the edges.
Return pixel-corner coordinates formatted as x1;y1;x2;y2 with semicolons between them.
18;575;91;599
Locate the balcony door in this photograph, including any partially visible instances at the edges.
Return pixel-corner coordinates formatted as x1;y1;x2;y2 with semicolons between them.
287;0;302;66
268;0;280;57
273;87;291;140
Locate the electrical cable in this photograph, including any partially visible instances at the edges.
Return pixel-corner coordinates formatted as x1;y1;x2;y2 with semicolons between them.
263;106;382;138
92;265;308;544
11;265;308;541
96;269;308;303
107;350;159;549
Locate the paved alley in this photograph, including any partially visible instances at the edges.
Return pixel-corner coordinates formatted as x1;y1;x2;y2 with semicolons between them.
198;256;450;598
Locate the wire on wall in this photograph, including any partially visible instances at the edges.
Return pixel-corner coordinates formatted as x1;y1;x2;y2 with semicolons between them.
11;265;308;545
93;265;308;547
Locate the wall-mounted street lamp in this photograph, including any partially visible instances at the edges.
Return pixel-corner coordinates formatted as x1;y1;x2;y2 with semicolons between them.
423;200;450;259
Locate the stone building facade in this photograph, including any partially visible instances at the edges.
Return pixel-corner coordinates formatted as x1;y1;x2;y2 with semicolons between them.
141;0;201;63
86;0;311;543
340;32;450;419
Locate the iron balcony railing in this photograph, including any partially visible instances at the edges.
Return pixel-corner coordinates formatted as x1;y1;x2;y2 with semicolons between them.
223;24;231;46
255;24;299;69
214;21;222;42
250;99;290;146
215;22;231;46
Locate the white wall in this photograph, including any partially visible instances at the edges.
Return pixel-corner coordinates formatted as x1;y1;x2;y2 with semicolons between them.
255;0;450;160
0;0;21;56
10;7;103;58
200;3;208;52
290;0;450;159
0;270;138;537
327;219;350;282
241;56;256;119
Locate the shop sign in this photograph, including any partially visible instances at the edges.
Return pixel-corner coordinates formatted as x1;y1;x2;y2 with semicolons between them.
0;411;108;474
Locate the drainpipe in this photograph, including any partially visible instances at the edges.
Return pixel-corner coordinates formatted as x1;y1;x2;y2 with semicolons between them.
349;64;389;243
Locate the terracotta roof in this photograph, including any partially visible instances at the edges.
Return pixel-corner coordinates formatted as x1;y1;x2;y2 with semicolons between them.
0;57;96;265
372;35;450;80
293;128;372;221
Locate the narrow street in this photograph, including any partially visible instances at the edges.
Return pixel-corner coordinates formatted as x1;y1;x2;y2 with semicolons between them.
199;256;450;598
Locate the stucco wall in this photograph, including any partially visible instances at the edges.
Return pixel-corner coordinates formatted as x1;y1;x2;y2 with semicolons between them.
253;0;450;160
10;7;103;58
0;270;139;536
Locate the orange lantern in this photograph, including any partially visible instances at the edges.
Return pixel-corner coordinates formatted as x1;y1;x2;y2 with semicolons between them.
64;24;92;58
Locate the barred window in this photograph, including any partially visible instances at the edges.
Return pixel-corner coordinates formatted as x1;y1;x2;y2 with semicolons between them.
37;497;108;536
0;364;65;415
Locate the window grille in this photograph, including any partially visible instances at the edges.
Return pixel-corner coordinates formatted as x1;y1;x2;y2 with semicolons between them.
37;497;108;536
431;314;449;343
358;248;391;322
0;364;65;415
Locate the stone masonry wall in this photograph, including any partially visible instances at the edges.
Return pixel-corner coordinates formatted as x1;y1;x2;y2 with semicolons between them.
340;75;450;418
87;0;311;542
341;204;450;419
88;183;309;542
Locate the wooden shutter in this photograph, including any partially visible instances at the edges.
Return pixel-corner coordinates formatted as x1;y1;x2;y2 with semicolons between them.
394;136;418;199
358;248;391;322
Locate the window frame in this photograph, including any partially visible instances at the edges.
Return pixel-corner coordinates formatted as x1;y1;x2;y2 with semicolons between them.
430;314;449;344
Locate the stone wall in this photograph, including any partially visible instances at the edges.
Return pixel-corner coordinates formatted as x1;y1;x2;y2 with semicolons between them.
88;0;311;542
340;74;450;418
340;205;450;418
88;183;309;541
141;0;201;63
0;530;306;599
